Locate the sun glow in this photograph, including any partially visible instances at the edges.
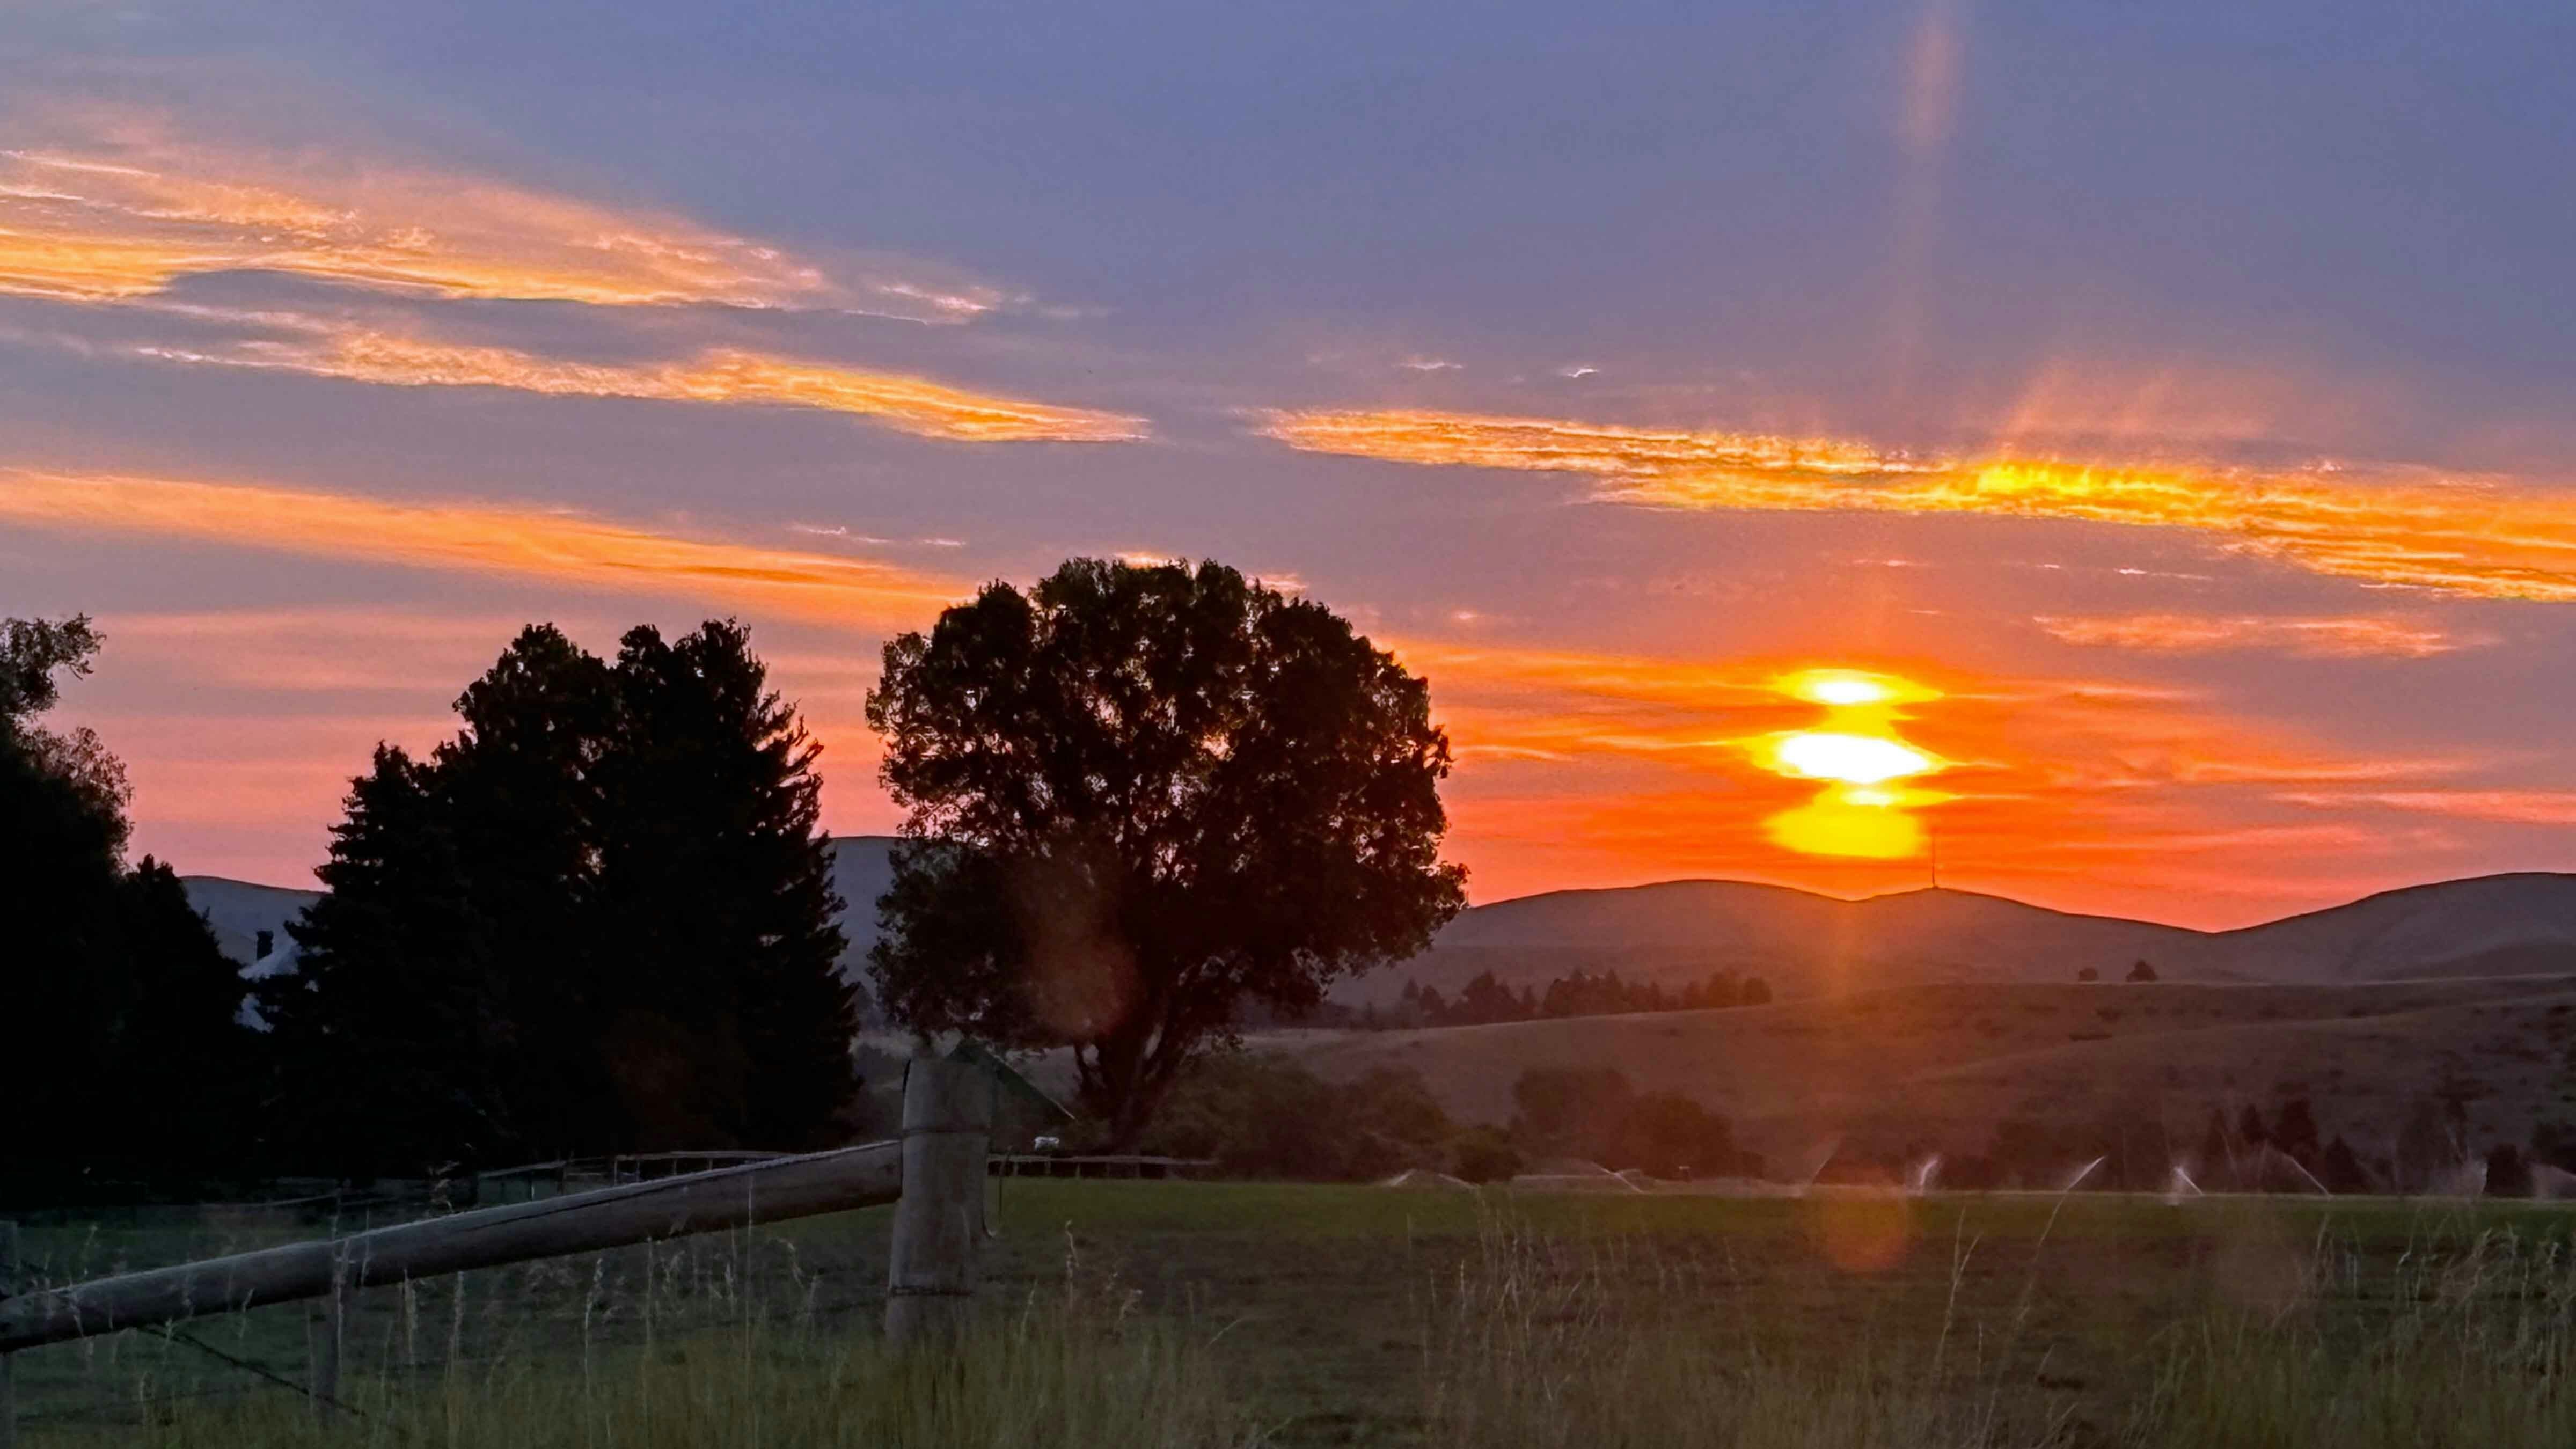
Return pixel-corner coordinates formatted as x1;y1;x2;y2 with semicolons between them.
1746;668;1950;859
1776;668;1936;708
1766;730;1937;785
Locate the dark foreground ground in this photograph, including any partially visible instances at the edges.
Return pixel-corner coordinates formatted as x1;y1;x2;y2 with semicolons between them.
12;1182;2575;1444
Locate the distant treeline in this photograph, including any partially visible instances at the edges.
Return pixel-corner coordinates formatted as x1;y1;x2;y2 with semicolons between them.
1367;968;1773;1029
1137;1056;1758;1184
1135;1052;2576;1197
1835;1082;2576;1197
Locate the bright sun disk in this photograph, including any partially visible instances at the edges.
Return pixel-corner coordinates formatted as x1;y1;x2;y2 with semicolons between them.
1770;731;1936;785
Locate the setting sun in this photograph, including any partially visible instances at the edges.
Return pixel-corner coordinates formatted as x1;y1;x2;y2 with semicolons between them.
1767;730;1938;785
1743;667;1950;859
1776;668;1935;708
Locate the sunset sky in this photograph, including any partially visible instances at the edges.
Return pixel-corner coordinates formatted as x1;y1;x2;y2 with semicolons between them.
8;1;2574;928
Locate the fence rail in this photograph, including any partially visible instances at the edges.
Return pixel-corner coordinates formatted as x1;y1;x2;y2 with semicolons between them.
0;1057;1001;1446
0;1138;904;1357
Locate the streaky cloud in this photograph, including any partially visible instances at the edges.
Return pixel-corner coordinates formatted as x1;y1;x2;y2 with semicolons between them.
2272;789;2576;826
0;467;968;627
135;323;1147;442
0;130;991;319
1260;407;2576;603
2036;612;2483;659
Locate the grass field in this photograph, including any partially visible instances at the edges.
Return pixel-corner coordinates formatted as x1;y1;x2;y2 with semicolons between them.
1267;978;2576;1167
14;1180;2576;1445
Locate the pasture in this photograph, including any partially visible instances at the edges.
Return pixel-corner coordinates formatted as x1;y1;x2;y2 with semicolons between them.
11;1181;2576;1445
1273;977;2576;1169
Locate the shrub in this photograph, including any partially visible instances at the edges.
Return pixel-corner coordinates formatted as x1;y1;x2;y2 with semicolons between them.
1504;1067;1745;1177
1140;1053;1454;1180
1451;1125;1524;1183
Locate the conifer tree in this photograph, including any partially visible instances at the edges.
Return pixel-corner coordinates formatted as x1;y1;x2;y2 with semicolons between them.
434;626;618;1152
598;620;853;1148
276;619;854;1167
269;745;509;1172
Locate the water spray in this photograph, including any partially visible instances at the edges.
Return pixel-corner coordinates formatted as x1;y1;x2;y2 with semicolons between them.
2061;1154;2107;1194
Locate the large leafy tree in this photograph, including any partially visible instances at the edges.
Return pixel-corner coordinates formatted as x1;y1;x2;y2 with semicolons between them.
866;559;1466;1145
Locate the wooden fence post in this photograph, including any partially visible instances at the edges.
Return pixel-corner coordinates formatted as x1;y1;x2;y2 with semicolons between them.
885;1058;992;1344
2;1219;17;1449
311;1241;345;1424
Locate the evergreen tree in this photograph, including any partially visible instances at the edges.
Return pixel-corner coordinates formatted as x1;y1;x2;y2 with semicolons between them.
597;620;852;1148
273;619;855;1167
433;626;617;1154
269;746;508;1172
1455;970;1523;1024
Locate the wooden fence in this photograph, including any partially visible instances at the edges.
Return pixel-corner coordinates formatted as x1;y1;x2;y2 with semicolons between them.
0;1057;993;1444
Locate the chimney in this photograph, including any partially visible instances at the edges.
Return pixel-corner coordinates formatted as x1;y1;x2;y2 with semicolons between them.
256;929;275;960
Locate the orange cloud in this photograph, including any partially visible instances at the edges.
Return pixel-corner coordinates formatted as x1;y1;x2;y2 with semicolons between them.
1260;408;2576;603
0;468;968;628
137;325;1146;442
96;608;535;692
1265;409;1912;480
0;134;991;319
2036;613;2480;659
2272;789;2576;826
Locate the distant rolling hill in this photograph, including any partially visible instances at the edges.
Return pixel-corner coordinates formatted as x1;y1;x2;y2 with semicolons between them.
180;875;321;966
185;851;2576;1013
2202;873;2576;982
1346;872;2576;1004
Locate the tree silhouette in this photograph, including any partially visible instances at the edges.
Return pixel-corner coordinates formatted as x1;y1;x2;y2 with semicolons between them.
597;621;853;1148
109;858;263;1176
2271;1097;2320;1163
268;744;509;1173
2237;1102;2270;1150
434;626;619;1153
2317;1136;2372;1193
273;619;854;1169
866;559;1465;1145
3;617;250;1190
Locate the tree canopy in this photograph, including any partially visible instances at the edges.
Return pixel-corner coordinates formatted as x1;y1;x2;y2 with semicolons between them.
265;620;856;1172
1;617;251;1195
865;558;1466;1144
